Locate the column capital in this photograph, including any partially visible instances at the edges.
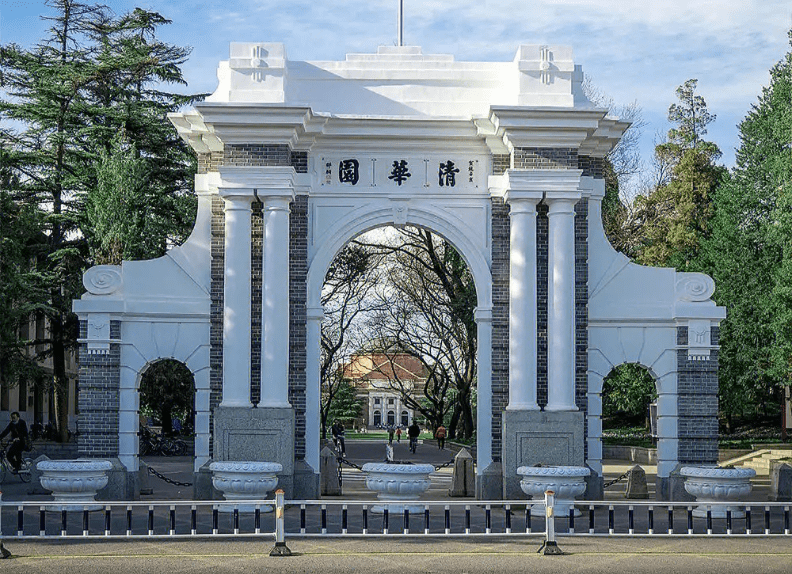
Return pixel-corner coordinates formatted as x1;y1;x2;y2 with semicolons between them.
219;165;296;187
218;188;256;205
263;193;294;211
490;168;583;203
545;193;581;215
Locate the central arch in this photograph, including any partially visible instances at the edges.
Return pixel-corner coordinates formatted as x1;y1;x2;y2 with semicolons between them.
305;203;494;483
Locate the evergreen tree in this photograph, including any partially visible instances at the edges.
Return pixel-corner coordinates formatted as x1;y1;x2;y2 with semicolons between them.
0;188;50;392
633;79;726;270
0;1;200;439
326;381;364;427
702;30;792;427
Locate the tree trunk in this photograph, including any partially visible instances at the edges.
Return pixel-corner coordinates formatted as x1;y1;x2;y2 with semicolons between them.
448;404;460;439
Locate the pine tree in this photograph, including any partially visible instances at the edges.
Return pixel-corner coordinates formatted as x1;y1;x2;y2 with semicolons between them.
0;1;201;439
633;79;726;270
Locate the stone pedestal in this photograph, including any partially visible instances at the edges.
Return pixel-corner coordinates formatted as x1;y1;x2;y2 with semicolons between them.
449;448;475;497
320;446;341;496
770;462;792;501
502;410;584;499
213;406;295;497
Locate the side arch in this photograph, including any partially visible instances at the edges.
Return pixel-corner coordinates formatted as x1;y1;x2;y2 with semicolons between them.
118;320;211;473
588;325;679;479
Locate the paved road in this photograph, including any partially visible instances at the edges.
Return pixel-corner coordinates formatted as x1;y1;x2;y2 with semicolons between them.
340;437;461;465
2;536;792;574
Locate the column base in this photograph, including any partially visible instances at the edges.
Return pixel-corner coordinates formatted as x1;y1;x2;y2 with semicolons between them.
476;462;503;500
97;458;139;501
213;406;295;497
656;465;696;502
502;410;585;499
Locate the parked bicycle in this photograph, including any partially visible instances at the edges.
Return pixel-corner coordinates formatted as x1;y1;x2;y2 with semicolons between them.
139;426;187;456
0;441;32;483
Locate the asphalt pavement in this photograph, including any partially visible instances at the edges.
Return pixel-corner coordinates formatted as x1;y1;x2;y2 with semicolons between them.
2;536;792;573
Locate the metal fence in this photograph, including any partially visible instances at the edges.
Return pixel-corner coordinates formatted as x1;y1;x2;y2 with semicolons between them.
2;491;791;557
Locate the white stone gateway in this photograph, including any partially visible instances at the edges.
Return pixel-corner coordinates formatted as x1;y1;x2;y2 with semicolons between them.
73;38;726;501
209;461;282;512
517;465;590;517
37;459;113;511
680;466;756;518
362;462;435;514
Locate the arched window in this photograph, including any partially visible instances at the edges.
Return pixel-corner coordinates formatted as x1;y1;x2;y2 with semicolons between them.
373;410;381;427
401;411;409;427
387;411;396;426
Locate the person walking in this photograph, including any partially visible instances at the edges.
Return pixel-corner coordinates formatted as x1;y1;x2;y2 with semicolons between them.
0;412;29;472
387;424;395;445
435;424;446;450
395;426;402;443
407;421;420;454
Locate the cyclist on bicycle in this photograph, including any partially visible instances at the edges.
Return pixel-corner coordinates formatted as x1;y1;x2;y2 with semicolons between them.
331;420;346;457
407;421;421;454
0;412;29;472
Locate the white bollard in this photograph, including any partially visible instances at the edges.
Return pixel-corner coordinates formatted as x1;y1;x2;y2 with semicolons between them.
541;490;563;555
269;490;292;556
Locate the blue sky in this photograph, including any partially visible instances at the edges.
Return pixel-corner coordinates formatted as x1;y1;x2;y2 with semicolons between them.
2;1;791;179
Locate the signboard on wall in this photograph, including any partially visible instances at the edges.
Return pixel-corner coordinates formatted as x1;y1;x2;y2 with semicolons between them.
319;156;482;190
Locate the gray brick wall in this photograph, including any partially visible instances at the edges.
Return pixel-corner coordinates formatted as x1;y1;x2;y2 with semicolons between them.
251;201;263;405
198;152;223;174
222;145;309;173
77;321;121;458
490;197;509;463
577;155;605;179
291;151;308;174
676;326;719;465
290;195;309;459
209;195;226;457
224;144;292;167
514;148;578;170
536;204;549;407
492;154;510;176
575;199;589;456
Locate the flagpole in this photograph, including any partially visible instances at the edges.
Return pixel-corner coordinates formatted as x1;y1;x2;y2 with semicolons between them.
398;0;404;46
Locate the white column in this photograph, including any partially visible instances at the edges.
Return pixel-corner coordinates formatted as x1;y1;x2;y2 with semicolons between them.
220;191;254;408
506;197;541;411
305;306;324;472
475;307;493;473
546;197;578;411
261;195;293;408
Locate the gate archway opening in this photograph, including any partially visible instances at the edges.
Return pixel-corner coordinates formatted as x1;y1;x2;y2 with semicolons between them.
138;359;195;458
311;222;489;476
601;363;658;449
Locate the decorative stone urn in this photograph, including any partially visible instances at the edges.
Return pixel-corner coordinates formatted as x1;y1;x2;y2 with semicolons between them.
361;462;435;514
517;465;591;517
209;461;282;512
680;466;756;518
37;459;113;511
